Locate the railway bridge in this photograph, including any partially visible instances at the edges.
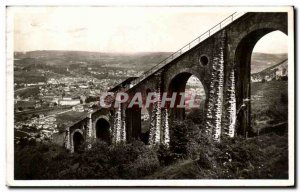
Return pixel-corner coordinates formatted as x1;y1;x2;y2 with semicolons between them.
57;12;287;152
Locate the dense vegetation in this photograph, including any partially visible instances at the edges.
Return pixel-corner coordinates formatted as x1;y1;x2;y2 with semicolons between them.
15;140;159;179
15;113;288;180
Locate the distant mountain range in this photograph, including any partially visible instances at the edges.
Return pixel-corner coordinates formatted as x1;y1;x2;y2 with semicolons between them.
14;50;288;83
15;51;287;68
14;51;172;71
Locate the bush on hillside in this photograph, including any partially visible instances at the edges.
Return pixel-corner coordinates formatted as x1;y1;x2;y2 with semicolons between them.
157;144;176;166
15;140;160;180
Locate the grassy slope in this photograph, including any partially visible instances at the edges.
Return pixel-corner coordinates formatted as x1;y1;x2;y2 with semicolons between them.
146;133;288;179
251;81;288;132
15;86;40;98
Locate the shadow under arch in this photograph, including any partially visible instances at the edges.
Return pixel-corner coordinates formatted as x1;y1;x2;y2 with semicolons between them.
95;117;111;144
72;130;84;153
234;28;287;136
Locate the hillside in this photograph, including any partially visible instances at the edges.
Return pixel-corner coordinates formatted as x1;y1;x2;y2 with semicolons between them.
251;52;287;73
146;133;288;179
249;54;288;134
251;58;288;82
14;51;171;85
251;81;288;133
14;51;172;70
15;51;287;71
14;51;288;85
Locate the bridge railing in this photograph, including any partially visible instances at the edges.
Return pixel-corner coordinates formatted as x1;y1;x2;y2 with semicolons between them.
129;12;245;88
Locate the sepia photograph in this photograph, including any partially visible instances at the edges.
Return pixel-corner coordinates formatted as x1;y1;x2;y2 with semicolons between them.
5;6;295;187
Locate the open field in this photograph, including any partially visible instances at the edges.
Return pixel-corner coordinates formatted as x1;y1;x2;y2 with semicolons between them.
14;86;40;98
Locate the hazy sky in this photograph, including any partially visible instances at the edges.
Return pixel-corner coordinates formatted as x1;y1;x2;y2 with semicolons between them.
10;7;287;53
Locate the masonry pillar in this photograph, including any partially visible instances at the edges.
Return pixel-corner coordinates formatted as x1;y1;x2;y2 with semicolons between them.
65;127;71;151
70;131;74;153
161;108;170;146
87;113;93;148
205;31;226;142
222;68;237;138
112;103;127;143
148;87;162;145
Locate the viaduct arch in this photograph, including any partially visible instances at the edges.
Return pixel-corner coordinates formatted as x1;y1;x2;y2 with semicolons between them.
56;12;289;152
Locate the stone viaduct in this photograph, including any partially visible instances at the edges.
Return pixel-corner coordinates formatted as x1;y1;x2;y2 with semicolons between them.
54;12;287;152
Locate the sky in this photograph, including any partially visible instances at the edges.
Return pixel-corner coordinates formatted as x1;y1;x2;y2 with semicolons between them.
9;7;287;53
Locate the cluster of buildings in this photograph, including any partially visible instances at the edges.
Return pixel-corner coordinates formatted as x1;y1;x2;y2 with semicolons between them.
58;97;81;106
14;67;144;144
38;77;101;106
22;82;46;87
15;114;59;143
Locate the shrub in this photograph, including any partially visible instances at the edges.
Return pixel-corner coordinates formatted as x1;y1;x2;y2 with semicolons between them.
15;139;160;180
169;119;199;157
124;144;160;179
15;143;47;179
157;144;176;166
186;108;206;126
